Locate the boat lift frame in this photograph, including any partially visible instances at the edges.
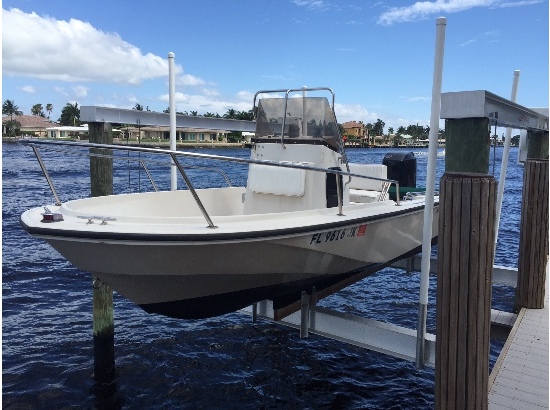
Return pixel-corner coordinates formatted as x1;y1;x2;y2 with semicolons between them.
241;259;519;368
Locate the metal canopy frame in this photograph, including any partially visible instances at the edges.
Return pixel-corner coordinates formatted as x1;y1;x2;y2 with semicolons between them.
440;90;549;131
80;106;256;132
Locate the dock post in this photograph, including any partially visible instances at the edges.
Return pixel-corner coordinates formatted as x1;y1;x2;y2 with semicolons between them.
515;130;549;310
88;122;115;381
435;117;495;409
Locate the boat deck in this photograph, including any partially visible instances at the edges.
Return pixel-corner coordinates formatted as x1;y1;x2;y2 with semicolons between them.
488;265;549;409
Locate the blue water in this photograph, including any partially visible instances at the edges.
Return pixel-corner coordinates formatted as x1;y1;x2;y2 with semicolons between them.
3;143;522;408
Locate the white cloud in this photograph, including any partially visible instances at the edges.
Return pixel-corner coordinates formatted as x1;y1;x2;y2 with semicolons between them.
158;92;251;115
406;96;430;102
334;103;378;123
292;0;333;11
201;88;221;97
342;20;363;25
236;91;254;101
177;74;206;87
460;38;477;47
378;0;494;25
72;85;88;98
500;0;544;7
378;0;543;24
1;8;195;85
54;86;69;97
21;85;36;93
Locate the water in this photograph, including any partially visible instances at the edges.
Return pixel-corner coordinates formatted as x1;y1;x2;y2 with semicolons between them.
3;143;522;408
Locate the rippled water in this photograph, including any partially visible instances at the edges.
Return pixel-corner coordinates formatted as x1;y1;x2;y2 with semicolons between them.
3;142;521;408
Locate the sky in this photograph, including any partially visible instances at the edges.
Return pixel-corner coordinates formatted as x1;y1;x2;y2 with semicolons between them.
2;0;549;133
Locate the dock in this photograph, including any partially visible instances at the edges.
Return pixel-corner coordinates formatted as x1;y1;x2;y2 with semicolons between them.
489;265;549;409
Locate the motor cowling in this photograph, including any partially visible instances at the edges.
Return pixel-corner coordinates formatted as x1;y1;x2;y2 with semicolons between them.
382;152;416;188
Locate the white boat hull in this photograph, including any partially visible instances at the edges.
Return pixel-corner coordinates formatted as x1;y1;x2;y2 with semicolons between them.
21;189;437;318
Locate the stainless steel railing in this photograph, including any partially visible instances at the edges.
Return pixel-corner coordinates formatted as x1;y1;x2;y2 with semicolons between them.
21;139;402;229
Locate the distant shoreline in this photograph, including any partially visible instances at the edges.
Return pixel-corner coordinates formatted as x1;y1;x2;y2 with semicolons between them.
2;137;246;148
3;137;459;149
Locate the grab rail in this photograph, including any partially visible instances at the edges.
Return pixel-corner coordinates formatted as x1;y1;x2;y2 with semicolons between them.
169;153;217;228
27;143;233;192
21;139;402;229
31;146;62;206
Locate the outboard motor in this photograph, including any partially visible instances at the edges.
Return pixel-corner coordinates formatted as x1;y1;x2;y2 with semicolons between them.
382;152;416;188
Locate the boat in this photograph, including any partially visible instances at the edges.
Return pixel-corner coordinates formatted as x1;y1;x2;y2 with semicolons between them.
20;87;439;319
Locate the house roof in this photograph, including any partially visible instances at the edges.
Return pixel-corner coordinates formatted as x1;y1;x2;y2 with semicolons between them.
2;114;58;129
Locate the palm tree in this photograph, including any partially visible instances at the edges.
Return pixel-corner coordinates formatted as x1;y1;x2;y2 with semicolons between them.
31;104;45;117
2;99;23;121
373;119;385;137
223;108;237;119
46;103;53;119
133;104;143;111
59;102;80;126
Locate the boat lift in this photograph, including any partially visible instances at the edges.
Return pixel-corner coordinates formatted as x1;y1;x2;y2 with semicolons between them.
77;31;548;371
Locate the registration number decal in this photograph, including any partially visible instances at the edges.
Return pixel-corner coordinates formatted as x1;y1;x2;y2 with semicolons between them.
309;224;366;244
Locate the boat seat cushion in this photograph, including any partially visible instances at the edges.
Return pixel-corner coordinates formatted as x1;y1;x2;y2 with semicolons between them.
247;162;309;197
348;163;387;191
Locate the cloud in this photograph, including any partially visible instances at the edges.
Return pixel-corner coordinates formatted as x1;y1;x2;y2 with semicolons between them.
21;85;36;93
500;0;544;7
334;103;378;123
1;8;198;86
460;39;477;47
236;91;254;101
72;85;88;98
377;0;540;25
292;0;333;11
201;88;221;97
54;86;70;98
177;74;206;87
158;92;251;114
342;20;363;25
406;96;430;102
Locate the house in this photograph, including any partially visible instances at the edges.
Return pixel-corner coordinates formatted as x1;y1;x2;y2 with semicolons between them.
342;121;366;139
2;114;58;137
46;124;90;139
118;126;229;143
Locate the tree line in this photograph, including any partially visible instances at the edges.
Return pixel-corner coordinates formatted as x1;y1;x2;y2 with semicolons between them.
4;99;446;143
2;99;81;136
348;118;440;142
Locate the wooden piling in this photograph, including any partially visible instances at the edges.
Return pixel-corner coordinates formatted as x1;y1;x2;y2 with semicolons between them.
515;159;549;309
435;172;496;410
89;122;113;197
93;278;115;380
88;122;115;381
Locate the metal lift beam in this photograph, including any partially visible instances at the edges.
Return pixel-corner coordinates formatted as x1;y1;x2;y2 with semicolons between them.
441;90;548;131
81;106;256;132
